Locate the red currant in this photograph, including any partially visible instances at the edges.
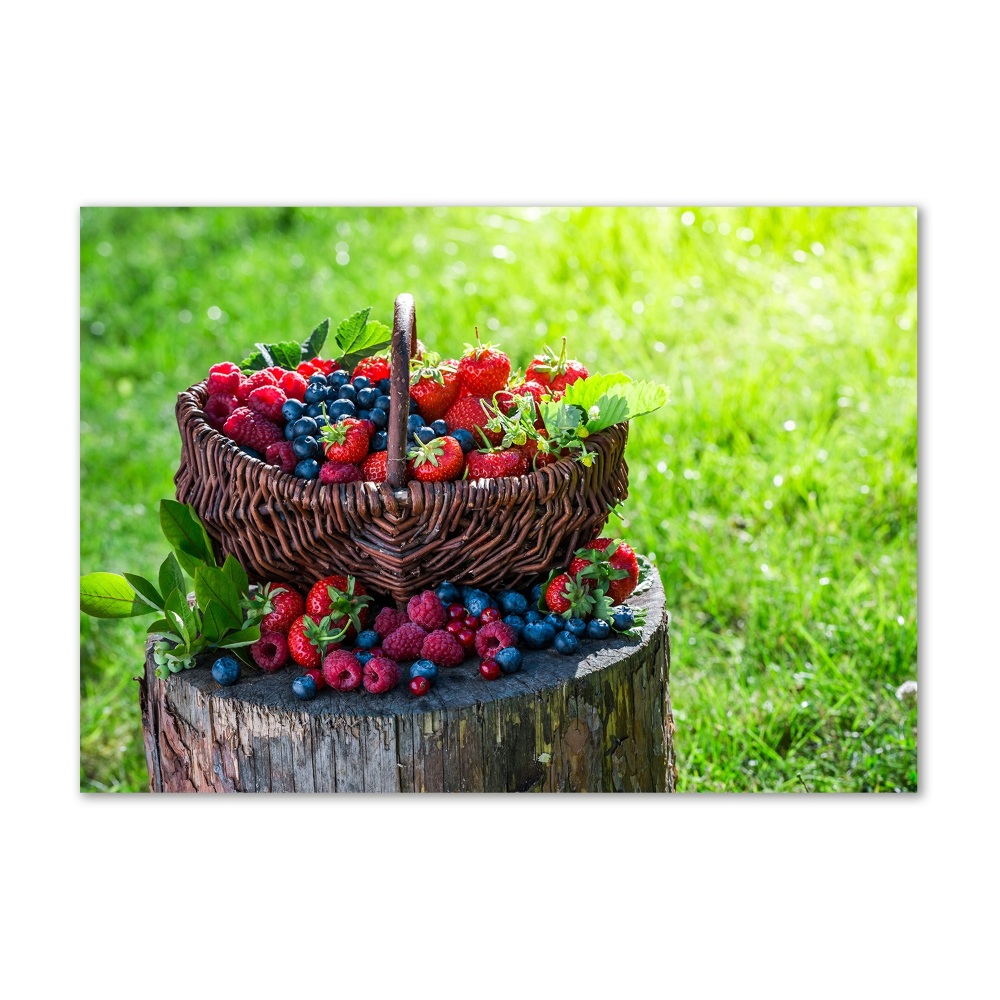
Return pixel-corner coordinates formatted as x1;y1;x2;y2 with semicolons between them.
479;659;502;680
479;607;501;625
446;620;465;636
409;676;430;696
305;668;326;691
456;628;477;650
447;604;466;620
463;615;480;630
369;646;383;658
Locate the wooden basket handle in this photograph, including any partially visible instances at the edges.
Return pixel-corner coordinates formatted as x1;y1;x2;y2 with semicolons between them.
386;293;417;488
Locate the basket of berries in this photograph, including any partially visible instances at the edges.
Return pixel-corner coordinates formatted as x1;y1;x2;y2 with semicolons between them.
174;294;666;603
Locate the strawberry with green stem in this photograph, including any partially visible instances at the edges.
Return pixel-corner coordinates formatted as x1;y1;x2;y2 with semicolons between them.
287;613;348;668
526;337;589;394
408;435;465;482
305;574;373;636
456;328;511;397
410;352;461;422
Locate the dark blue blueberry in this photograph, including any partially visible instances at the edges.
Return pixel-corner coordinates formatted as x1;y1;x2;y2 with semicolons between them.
464;590;495;617
290;416;318;438
211;655;241;686
292;674;317;700
409;659;439;681
356;409;371;421
409;395;421;414
371;430;388;451
294;458;320;480
502;614;525;637
529;582;544;607
303;382;326;405
611;607;637;632
337;384;357;401
554;630;580;655
330;371;349;388
284;421;297;440
304;403;324;418
435;581;462;605
328;399;356;419
544;613;567;631
407;413;425;434
369;408;388;429
524;610;545;624
565;617;587;638
314;414;329;430
495;646;523;674
377;378;392;394
374;395;392;412
281;398;305;423
308;372;329;384
414;425;435;444
355;629;379;650
292;435;319;459
497;590;529;615
238;446;264;461
352;375;371;390
356;387;377;408
586;618;612;640
354;650;373;666
522;621;556;649
452;428;475;454
431;419;449;436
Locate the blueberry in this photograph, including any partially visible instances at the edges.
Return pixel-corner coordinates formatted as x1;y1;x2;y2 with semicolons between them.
211;655;241;686
238;446;264;461
431;419;449;436
611;607;637;632
409;659;439;681
565;617;587;638
369;408;388;429
314;414;329;430
304;403;324;418
497;590;528;615
374;395;391;412
355;629;379;650
281;399;305;422
337;384;357;401
284;421;297;440
290;416;318;438
356;409;371;421
435;581;462;605
294;458;320;479
329;399;356;419
544;613;567;631
522;621;556;649
352;376;371;391
495;647;523;674
292;435;319;459
292;674;317;700
304;382;326;405
409;395;421;414
356;387;377;409
524;610;545;624
452;429;475;453
355;650;373;666
529;583;544;607
586;618;611;640
501;614;525;637
330;371;349;388
377;378;392;394
308;373;329;385
464;590;495;617
414;425;435;444
554;631;580;655
371;430;388;451
407;413;424;434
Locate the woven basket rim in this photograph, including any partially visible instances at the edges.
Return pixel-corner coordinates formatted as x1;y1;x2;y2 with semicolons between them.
180;380;628;509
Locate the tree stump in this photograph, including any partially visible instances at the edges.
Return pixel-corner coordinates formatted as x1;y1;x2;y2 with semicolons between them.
138;570;675;792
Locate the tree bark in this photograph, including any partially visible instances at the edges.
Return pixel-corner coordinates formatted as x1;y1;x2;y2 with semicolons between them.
139;570;675;792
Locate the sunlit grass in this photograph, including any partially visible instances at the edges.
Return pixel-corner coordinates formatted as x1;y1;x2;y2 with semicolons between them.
80;206;917;792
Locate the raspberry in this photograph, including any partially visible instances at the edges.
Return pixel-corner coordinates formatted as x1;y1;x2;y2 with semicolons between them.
224;408;285;452
204;393;239;430
474;622;519;659
251;630;289;672
320;461;364;484
406;590;447;630
279;371;308;402
248;384;287;421
363;656;401;694
265;440;297;473
206;363;241;396
236;370;278;402
266;366;287;380
420;629;465;667
381;622;429;661
322;649;363;691
373;607;409;639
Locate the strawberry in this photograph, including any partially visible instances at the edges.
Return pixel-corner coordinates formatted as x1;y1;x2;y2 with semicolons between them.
352;356;392;383
410;358;461;422
320;418;371;464
287;614;346;668
311;358;340;375
457;328;511;397
305;575;372;635
496;379;546;416
465;448;527;479
361;451;389;483
408;436;465;482
250;582;305;634
543;570;607;620
444;395;503;447
520;436;559;471
570;538;640;604
525;337;589;393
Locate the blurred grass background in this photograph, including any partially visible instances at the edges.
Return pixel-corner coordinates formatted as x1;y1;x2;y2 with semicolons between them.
80;206;917;792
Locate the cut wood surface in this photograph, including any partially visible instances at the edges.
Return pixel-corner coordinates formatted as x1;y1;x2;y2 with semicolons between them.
139;570;675;792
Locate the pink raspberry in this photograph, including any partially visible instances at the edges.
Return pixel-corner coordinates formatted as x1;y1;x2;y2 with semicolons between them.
266;366;287;380
279;370;308;402
319;461;364;484
373;607;410;639
224;408;285;451
265;440;297;473
203;393;239;430
248;384;287;421
420;629;465;667
406;590;447;630
251;630;289;672
236;369;278;402
363;656;401;694
206;362;241;396
322;649;363;691
474;622;519;659
381;622;429;661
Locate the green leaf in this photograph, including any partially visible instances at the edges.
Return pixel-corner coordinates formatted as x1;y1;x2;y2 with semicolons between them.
303;318;330;359
561;372;633;411
582;393;629;434
253;342;276;367
164;589;196;645
269;341;303;370
146;618;174;635
194;565;243;626
200;600;236;642
159;552;186;602
221;553;249;598
620;379;669;419
216;625;261;649
123;573;163;611
159;500;215;569
80;573;153;618
335;307;371;350
239;348;267;372
560;372;668;431
335;308;392;371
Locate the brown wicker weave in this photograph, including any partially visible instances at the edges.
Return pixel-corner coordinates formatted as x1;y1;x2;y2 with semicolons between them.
174;294;629;602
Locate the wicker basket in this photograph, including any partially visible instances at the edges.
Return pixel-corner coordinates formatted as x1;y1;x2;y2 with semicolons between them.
174;294;629;602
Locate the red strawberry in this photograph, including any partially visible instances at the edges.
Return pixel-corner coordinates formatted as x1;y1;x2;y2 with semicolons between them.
444;395;503;447
206;362;242;396
248;384;287;421
320;418;371;464
520;437;559;471
352;356;392;383
306;575;372;635
319;461;364;484
287;614;345;669
223;408;285;451
457;328;511;397
408;436;465;483
361;451;389;483
278;370;308;401
322;649;363;691
496;380;546;416
410;359;461;422
465;448;527;480
236;369;278;402
544;572;597;619
571;538;640;604
525;337;589;393
251;582;305;634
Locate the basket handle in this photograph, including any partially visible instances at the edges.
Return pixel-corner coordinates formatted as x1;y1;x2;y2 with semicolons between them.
386;293;417;488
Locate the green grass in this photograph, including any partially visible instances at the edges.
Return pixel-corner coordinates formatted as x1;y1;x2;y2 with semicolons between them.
80;206;917;792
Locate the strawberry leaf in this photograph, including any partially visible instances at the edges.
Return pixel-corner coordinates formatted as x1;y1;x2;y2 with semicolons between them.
269;341;304;370
80;573;152;618
334;308;392;371
239;348;268;372
303;318;330;360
